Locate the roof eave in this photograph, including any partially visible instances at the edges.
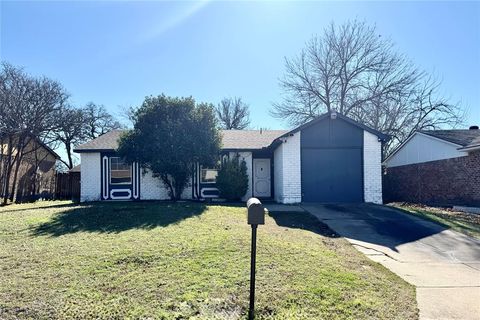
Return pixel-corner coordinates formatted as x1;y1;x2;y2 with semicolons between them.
73;148;116;153
458;144;480;152
221;147;270;152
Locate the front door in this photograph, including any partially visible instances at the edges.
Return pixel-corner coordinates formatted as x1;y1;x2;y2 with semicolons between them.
253;158;271;198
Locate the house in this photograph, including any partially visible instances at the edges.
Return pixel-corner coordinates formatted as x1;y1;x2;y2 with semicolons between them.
74;111;388;204
383;126;480;205
0;135;60;202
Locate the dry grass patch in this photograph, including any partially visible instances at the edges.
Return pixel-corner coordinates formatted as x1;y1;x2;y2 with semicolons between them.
389;202;480;239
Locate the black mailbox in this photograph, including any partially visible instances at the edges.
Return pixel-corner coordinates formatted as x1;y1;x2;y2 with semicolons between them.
247;197;265;225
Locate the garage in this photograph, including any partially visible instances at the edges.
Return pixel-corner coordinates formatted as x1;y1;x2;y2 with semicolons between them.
301;148;363;202
272;112;387;204
300;115;365;203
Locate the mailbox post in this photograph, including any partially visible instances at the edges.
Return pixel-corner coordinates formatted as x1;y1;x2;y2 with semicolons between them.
246;198;265;320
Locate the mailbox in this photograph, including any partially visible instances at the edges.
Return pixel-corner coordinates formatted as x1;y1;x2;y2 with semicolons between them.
246;197;265;319
247;197;265;225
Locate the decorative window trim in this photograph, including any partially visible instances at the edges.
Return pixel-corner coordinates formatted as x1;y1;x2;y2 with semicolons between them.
110;189;132;200
102;156;109;200
109;157;132;185
200;187;219;198
200;167;218;184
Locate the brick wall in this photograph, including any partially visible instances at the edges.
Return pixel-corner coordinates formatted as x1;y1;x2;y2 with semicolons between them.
363;131;383;204
80;153;101;202
80;153;194;202
140;168;169;200
384;150;480;206
273;142;284;203
273;132;301;204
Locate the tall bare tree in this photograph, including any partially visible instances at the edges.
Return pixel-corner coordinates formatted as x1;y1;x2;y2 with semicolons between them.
84;102;123;140
271;20;463;152
51;103;123;169
0;62;68;204
52;105;87;169
215;97;251;130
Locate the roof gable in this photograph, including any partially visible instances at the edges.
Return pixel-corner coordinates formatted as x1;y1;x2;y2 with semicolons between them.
0;133;60;159
276;112;389;142
384;131;467;167
384;128;480;164
73;130;126;152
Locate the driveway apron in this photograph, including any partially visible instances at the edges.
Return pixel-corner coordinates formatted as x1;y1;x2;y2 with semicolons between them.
302;204;480;320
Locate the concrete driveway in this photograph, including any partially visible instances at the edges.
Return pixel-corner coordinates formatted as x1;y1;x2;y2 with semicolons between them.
301;203;480;320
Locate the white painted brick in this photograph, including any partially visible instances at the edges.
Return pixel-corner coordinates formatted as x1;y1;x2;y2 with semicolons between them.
364;131;383;204
80;153;192;201
274;143;284;202
273;132;301;204
80;153;101;202
140;170;193;200
140;169;169;200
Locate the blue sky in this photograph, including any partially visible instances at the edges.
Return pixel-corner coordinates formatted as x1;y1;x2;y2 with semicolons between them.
1;0;479;130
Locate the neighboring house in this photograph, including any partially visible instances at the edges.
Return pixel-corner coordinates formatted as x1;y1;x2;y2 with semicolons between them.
74;111;388;204
0;135;60;202
384;126;480;206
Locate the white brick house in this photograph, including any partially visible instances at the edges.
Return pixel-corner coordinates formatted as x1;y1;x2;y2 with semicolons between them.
74;111;388;204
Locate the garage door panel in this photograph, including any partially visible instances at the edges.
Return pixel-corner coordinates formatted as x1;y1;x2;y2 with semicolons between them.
301;148;363;202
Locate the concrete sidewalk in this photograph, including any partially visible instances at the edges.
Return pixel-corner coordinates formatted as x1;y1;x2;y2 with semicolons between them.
302;204;480;320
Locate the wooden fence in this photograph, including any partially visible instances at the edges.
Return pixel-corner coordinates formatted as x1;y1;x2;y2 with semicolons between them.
55;172;80;201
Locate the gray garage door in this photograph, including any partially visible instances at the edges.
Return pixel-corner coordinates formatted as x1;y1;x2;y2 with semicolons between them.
301;148;363;202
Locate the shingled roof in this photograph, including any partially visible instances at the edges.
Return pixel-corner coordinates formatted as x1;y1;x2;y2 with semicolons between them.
220;130;287;150
420;129;480;147
74;130;126;152
460;135;480;150
74;129;287;152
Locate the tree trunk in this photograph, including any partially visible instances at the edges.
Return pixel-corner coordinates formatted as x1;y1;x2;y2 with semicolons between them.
65;142;73;169
161;174;176;201
9;135;31;202
1;137;14;205
9;149;24;202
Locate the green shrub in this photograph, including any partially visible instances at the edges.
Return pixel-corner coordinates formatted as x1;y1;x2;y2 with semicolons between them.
216;156;248;201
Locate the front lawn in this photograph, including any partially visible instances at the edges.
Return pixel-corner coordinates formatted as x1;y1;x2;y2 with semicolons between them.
0;201;417;319
389;203;480;240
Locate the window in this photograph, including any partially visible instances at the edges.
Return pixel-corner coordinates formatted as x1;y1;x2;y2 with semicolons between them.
200;167;218;184
110;157;132;185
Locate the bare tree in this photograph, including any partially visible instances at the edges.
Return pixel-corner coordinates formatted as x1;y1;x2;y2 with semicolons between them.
271;20;463;153
50;103;122;169
0;62;68;204
84;102;123;140
52;105;87;169
118;104;136;128
215;97;251;130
